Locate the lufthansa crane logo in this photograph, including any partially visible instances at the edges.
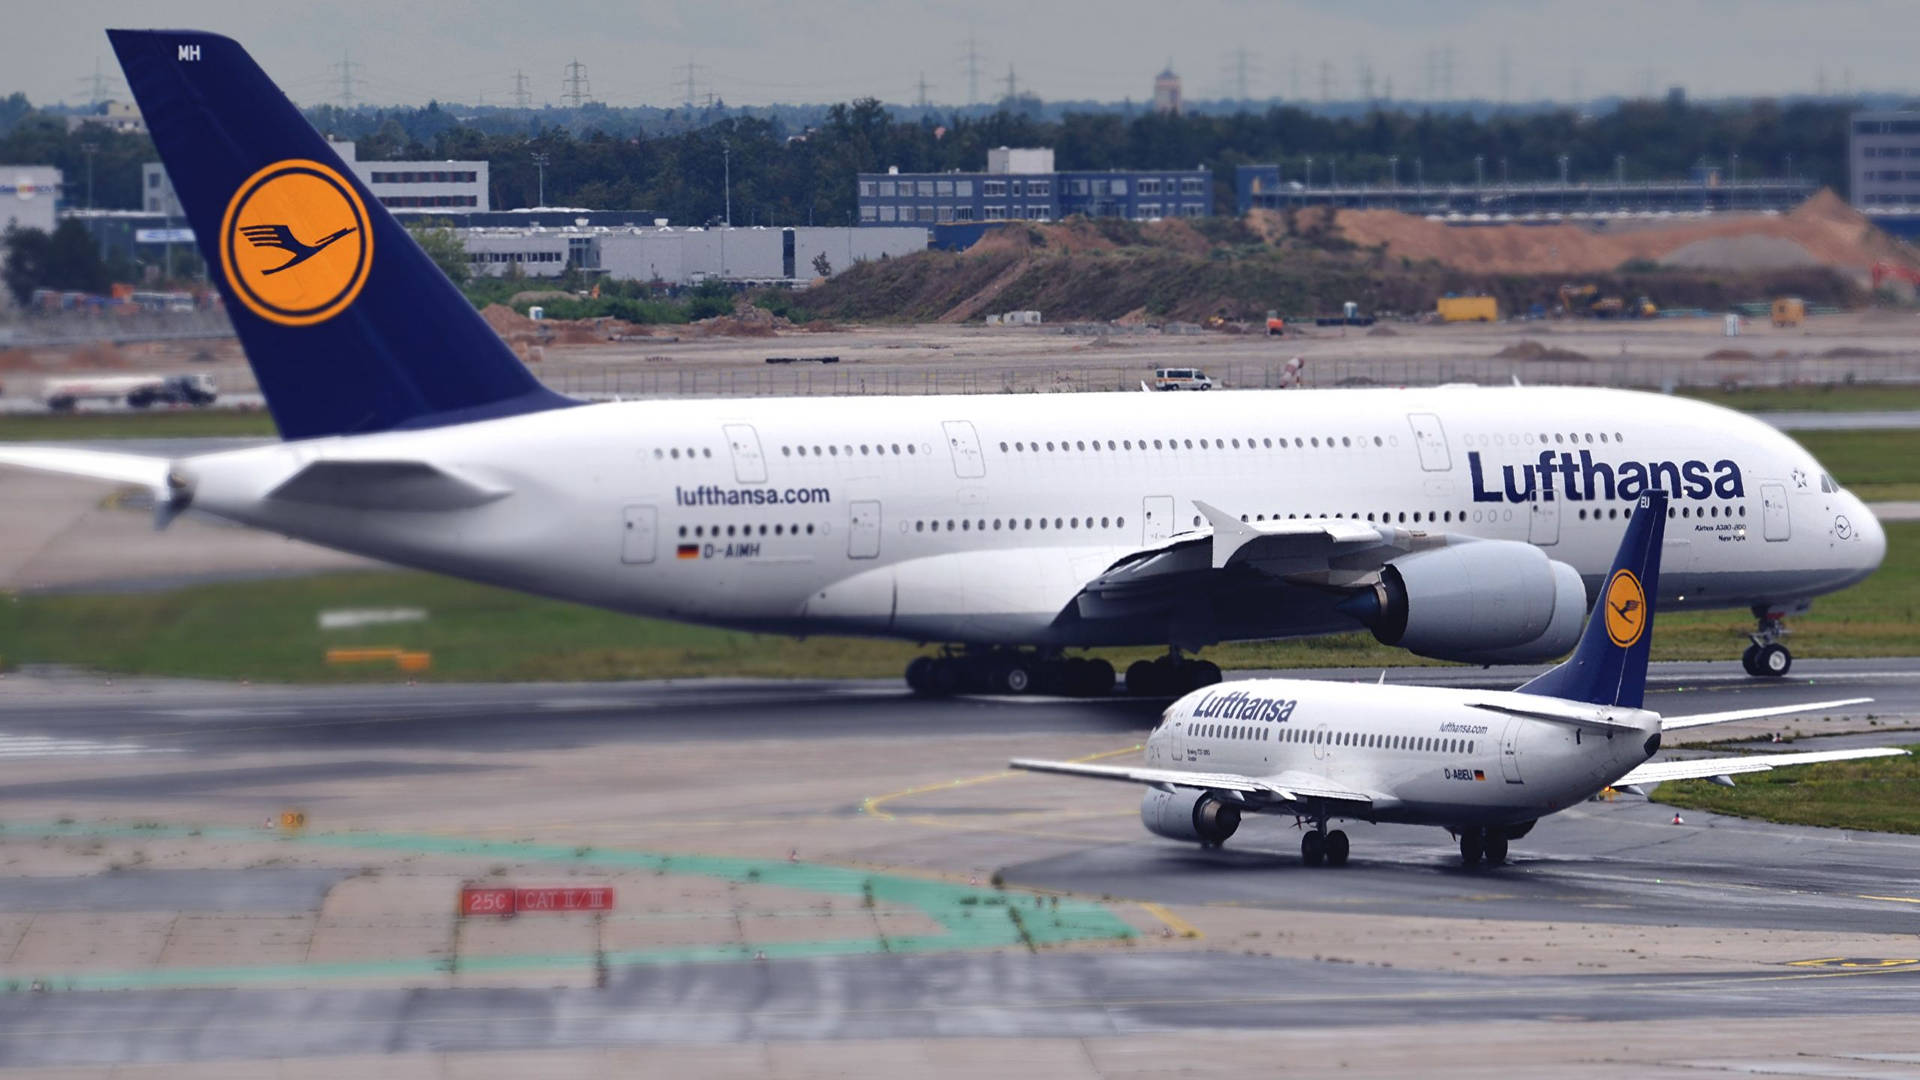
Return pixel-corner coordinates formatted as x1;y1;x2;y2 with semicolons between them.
1603;569;1647;648
219;159;372;327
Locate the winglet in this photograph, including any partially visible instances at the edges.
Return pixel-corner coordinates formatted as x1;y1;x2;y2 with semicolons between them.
1194;500;1257;569
1516;489;1668;708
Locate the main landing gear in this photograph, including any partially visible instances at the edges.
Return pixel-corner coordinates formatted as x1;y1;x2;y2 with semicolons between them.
906;649;1116;698
1300;822;1350;868
904;649;1224;698
1456;827;1509;868
1742;606;1792;678
1123;653;1223;698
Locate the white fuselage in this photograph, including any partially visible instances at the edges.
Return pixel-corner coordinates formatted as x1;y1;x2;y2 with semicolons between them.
177;384;1884;648
1146;679;1661;827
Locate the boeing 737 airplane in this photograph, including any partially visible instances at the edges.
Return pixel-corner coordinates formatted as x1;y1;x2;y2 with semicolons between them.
1013;490;1905;867
0;31;1886;697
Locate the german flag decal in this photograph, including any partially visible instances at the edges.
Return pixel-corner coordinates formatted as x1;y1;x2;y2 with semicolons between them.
676;544;699;560
1474;770;1486;781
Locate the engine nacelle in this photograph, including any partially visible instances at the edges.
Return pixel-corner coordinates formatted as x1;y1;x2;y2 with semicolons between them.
1341;540;1586;664
1141;788;1241;844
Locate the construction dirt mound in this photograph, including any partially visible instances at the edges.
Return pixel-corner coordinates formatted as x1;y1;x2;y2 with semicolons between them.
1494;339;1590;362
1332;189;1918;276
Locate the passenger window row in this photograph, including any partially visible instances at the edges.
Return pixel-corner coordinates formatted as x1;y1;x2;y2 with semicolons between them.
1663;504;1746;519
782;443;917;457
1000;434;1392;453
1193;721;1474;755
914;515;1125;533
679;523;817;538
652;447;713;460
1463;431;1628;448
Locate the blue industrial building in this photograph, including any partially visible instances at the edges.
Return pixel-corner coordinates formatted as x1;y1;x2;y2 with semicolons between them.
858;148;1210;227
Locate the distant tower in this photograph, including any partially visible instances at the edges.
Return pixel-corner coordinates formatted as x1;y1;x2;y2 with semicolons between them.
1153;61;1182;116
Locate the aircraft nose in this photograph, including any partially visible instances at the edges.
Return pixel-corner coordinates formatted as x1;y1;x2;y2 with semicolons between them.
1851;495;1887;576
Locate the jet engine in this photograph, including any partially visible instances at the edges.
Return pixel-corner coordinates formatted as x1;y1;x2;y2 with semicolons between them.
1141;788;1241;844
1337;540;1586;664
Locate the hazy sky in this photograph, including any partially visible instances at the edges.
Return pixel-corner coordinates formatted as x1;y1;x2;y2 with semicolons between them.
10;1;1917;109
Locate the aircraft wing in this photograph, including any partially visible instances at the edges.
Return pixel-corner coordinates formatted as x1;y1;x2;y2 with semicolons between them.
1008;759;1375;807
1660;698;1873;731
1615;746;1907;787
0;446;170;494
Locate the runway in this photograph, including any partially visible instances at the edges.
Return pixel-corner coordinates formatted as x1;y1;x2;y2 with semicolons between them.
2;661;1919;1072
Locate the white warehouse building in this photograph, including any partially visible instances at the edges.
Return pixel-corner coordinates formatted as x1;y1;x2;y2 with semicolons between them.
461;225;927;284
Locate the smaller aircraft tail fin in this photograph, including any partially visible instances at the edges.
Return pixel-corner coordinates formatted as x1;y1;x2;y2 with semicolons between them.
1516;489;1668;708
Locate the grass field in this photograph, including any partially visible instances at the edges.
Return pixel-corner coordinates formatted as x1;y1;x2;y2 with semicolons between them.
1651;746;1920;834
0;411;278;441
1792;428;1920;501
3;521;1916;683
1677;385;1920;414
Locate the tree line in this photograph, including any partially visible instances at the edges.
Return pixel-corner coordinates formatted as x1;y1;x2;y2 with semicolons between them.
0;92;1864;230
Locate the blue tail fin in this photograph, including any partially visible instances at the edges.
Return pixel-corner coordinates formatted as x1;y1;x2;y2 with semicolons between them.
108;30;574;440
1516;490;1668;708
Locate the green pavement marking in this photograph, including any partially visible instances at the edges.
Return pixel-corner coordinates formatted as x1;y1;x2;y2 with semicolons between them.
0;822;1136;993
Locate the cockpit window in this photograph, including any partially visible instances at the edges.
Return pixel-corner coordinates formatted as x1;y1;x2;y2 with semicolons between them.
1820;473;1838;494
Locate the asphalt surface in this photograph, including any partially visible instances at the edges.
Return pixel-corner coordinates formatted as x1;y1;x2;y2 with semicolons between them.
6;952;1920;1067
3;660;1919;1068
2;658;1912;758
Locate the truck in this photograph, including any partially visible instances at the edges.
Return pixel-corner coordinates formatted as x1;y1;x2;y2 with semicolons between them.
42;374;218;412
1436;295;1498;323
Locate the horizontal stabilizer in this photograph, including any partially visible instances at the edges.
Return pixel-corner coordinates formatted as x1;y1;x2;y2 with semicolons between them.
1661;697;1874;732
1615;746;1906;787
267;459;509;511
1468;698;1648;733
0;446;169;493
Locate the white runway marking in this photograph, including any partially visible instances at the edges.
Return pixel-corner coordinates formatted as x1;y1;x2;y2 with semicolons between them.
0;733;177;758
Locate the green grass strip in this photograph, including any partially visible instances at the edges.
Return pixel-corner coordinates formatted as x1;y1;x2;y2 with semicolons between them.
1651;744;1920;835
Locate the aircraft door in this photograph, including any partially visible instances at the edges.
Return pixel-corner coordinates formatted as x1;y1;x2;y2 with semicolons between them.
621;505;658;564
723;424;767;483
1499;716;1524;783
1406;413;1452;471
1528;498;1560;545
1312;723;1331;762
1762;482;1790;541
942;420;986;478
848;500;882;559
1169;721;1185;762
1142;495;1174;544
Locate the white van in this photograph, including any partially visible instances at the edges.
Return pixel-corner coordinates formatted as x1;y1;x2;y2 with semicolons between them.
1152;367;1217;391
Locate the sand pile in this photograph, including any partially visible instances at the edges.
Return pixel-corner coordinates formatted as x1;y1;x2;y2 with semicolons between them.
1330;189;1919;275
1495;339;1589;362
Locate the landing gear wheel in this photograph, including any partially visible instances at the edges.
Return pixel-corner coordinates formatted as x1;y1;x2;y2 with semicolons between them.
905;656;936;695
1756;643;1791;678
1189;660;1223;690
1324;830;1350;867
1483;831;1509;867
1301;830;1327;868
1458;831;1484;867
928;657;960;696
1081;658;1116;697
1741;644;1762;676
1125;660;1161;698
995;658;1034;695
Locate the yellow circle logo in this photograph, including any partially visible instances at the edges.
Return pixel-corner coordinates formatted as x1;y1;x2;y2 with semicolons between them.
220;159;372;327
1603;569;1647;648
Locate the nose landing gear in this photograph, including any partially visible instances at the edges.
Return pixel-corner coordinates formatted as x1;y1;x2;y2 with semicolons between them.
1742;607;1792;678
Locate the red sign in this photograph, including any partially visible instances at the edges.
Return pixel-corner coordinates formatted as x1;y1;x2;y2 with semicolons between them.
515;887;615;913
460;887;516;916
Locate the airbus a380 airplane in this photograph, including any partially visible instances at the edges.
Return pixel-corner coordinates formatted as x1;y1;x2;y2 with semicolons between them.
0;31;1885;697
1014;491;1904;867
